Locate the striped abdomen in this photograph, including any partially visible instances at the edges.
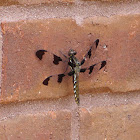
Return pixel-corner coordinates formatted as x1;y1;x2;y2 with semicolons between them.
73;73;80;105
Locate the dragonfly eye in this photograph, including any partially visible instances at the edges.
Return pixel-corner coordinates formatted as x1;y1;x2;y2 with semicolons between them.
74;52;77;55
68;49;77;56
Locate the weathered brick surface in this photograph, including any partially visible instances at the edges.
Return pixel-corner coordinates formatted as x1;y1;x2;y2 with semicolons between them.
0;0;18;6
0;0;139;6
80;104;140;140
0;111;71;140
82;0;140;2
1;15;140;103
82;15;140;93
0;18;105;103
0;0;74;6
0;1;140;139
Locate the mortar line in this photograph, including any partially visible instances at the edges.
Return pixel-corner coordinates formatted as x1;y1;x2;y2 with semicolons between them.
0;2;140;24
0;92;140;120
0;25;3;96
71;105;80;140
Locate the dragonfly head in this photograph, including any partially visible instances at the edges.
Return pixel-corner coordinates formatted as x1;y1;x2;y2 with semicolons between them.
68;49;77;56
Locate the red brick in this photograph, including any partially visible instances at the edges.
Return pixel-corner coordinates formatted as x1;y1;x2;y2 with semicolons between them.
0;0;74;6
0;0;139;6
82;15;140;93
0;18;106;103
80;104;140;140
1;15;140;104
82;0;140;2
0;0;18;6
0;111;71;140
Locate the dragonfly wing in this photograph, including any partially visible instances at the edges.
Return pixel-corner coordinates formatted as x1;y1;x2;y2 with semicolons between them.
80;39;99;65
80;61;106;74
43;71;74;86
36;49;63;65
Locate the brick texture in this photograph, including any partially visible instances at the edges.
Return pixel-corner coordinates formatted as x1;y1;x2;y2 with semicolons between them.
0;0;140;6
80;104;140;140
0;0;74;6
82;0;140;2
1;15;140;104
0;0;19;6
0;0;140;139
0;111;71;140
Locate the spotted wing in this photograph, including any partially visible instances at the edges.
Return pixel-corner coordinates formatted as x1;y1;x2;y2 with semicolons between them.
36;49;65;65
80;61;106;74
43;71;74;86
80;39;99;65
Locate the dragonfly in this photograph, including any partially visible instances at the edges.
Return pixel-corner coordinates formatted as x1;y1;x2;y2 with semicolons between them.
36;39;106;105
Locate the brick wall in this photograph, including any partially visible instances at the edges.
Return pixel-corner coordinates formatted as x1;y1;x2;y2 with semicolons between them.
0;0;140;140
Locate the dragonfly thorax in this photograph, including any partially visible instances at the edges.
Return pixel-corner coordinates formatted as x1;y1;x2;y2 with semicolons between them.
68;49;77;56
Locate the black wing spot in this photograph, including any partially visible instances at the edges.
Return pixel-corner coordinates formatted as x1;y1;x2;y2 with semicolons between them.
36;50;47;60
99;61;106;70
80;59;85;65
53;55;62;65
95;39;99;48
43;76;52;86
89;64;95;74
58;74;65;83
68;71;74;76
88;48;92;58
80;68;86;73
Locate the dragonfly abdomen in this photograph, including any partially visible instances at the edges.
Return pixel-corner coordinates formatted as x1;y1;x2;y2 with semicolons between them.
73;73;80;105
